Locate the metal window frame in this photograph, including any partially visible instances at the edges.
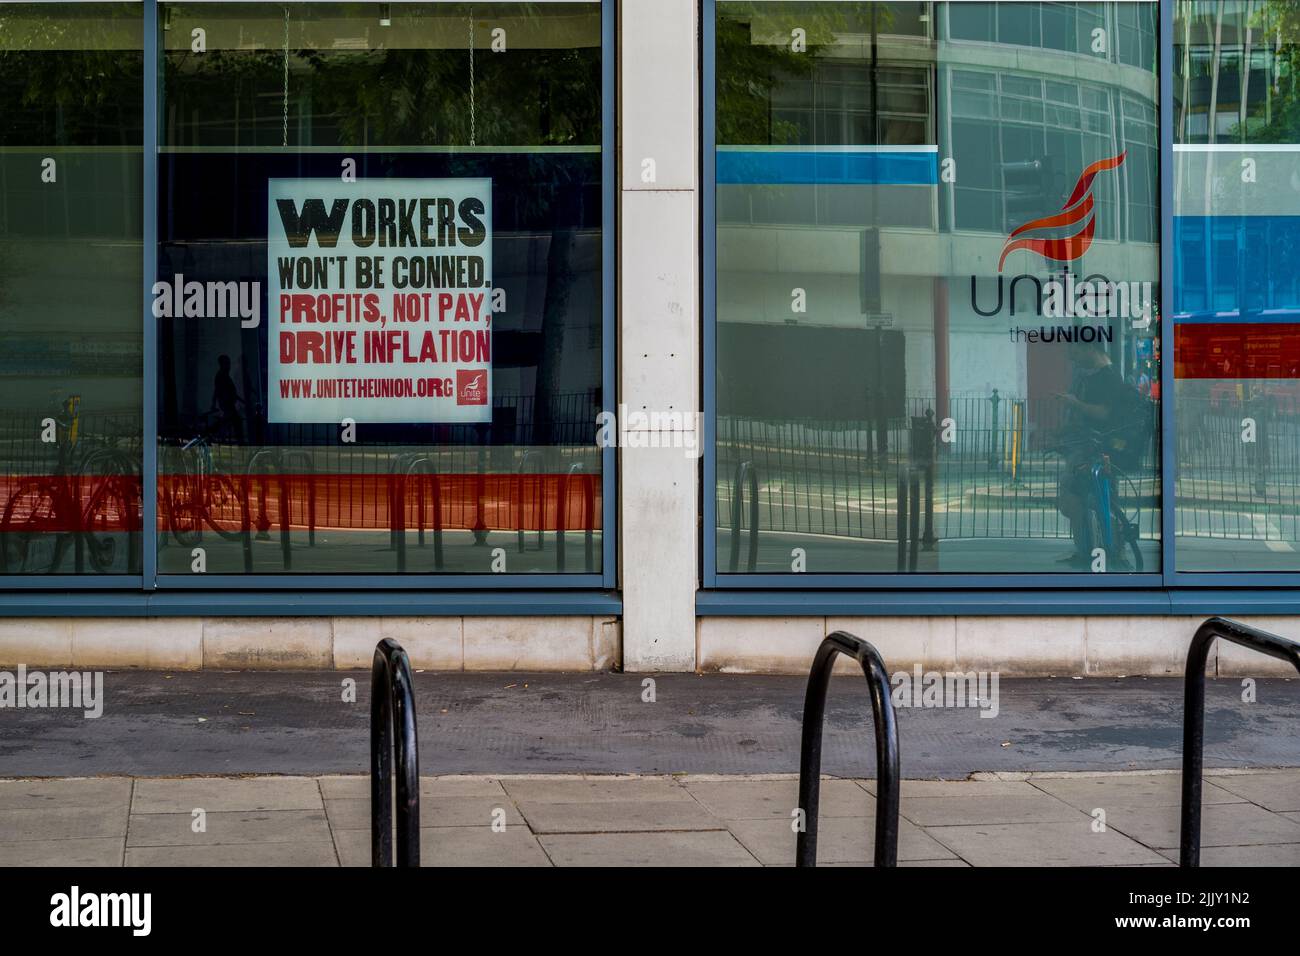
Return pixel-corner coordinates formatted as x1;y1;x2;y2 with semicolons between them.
1;0;619;605
703;0;1300;597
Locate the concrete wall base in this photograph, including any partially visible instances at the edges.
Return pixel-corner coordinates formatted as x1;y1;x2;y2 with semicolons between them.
697;615;1300;678
5;614;1298;676
0;617;621;672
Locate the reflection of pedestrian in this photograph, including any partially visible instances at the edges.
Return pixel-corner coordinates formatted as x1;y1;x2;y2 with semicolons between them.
1055;341;1128;566
210;354;245;443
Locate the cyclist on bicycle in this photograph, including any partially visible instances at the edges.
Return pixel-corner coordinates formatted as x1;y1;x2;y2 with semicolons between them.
1055;340;1129;567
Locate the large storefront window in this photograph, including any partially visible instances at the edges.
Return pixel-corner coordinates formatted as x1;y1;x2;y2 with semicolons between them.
712;1;1161;577
156;1;605;576
1173;0;1300;572
0;2;143;575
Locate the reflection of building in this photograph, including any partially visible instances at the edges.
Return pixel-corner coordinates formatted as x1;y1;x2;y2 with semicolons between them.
1175;0;1293;142
717;2;1159;438
1173;1;1300;320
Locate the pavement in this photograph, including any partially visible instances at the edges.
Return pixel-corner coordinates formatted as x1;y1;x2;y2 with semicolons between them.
3;671;1298;866
2;769;1299;867
3;672;1299;778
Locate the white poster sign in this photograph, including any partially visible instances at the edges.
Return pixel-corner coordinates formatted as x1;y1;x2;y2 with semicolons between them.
267;177;492;424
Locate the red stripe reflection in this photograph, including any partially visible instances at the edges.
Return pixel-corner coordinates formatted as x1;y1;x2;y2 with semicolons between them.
0;473;602;535
1175;323;1300;379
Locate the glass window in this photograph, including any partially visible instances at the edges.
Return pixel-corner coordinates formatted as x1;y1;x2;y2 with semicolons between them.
713;1;1161;576
155;1;605;576
1173;0;1300;571
0;1;143;575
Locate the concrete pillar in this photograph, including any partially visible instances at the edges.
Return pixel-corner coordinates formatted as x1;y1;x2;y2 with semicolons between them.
618;0;699;671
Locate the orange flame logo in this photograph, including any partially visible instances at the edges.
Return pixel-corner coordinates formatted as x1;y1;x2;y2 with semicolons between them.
997;151;1126;272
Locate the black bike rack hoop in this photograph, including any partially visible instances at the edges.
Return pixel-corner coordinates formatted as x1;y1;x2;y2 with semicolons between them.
371;638;421;867
1181;617;1300;867
797;630;900;867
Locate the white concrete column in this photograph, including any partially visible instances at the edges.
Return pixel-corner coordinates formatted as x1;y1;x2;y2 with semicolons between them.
618;0;700;672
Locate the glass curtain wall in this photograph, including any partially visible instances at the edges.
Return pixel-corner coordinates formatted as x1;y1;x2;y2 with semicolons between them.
714;1;1162;576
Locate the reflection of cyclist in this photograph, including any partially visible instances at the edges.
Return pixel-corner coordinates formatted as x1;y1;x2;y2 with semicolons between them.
210;355;245;443
53;395;81;452
1056;340;1127;566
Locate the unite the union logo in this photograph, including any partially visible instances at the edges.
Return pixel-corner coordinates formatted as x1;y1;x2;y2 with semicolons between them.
456;368;487;405
998;151;1127;271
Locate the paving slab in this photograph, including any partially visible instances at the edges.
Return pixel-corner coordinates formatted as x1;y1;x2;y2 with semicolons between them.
131;776;323;813
501;776;694;804
5;770;1300;867
126;809;332;847
333;826;552;867
726;814;955;865
862;779;1044;799
0;805;128;843
901;858;971;867
1028;773;1246;809
325;795;524;830
517;799;721;834
124;842;338;867
822;858;973;868
1157;842;1300;866
0;778;131;811
539;831;760;867
899;792;1088;827
318;774;507;801
0;837;124;866
1205;769;1300;812
682;778;872;819
1105;801;1300;850
925;820;1175;866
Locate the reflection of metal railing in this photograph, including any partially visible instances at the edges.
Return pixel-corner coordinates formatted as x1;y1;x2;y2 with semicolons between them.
557;461;595;573
371;638;420;868
3;396;606;573
1180;617;1300;868
387;452;445;572
516;448;545;554
1175;391;1300;544
796;631;900;868
716;392;1161;548
248;447;319;571
405;456;445;570
896;465;919;572
728;460;758;572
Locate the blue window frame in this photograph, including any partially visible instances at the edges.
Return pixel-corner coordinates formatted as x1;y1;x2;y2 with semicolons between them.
703;0;1300;600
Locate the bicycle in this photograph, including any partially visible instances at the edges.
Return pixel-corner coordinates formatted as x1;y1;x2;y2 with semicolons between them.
163;411;249;547
1;397;140;574
1067;433;1146;573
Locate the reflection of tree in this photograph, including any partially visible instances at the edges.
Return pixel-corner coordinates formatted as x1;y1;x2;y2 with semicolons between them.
0;3;140;306
716;2;888;144
164;4;598;146
1231;0;1300;143
0;4;141;147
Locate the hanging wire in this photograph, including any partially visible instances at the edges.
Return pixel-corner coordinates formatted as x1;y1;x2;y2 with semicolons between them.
282;6;290;148
468;10;476;147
